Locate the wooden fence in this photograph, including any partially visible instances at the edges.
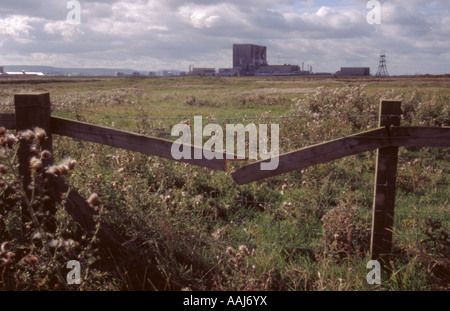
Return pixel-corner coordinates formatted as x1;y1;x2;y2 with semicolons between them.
1;92;449;283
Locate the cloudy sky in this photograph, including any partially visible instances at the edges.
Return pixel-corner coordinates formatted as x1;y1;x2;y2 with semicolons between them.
0;0;449;75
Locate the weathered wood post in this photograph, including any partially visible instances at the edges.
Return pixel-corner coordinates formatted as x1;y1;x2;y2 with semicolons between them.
14;92;54;230
370;100;402;263
15;92;53;185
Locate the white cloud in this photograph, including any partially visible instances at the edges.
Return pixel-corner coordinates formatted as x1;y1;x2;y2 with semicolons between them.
44;20;85;41
0;0;448;74
0;15;38;44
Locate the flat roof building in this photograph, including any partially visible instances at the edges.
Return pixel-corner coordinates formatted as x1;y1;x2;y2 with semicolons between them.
190;68;216;76
5;70;45;77
336;67;370;76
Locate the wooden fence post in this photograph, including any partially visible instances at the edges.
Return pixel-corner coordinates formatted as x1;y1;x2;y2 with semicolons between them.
14;93;54;230
370;100;402;262
14;92;53;189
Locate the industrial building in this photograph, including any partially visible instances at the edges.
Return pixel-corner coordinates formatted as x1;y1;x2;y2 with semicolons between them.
255;65;301;76
192;43;306;77
336;67;370;76
233;44;268;73
232;44;303;76
186;43;312;77
218;68;240;76
0;67;3;76
190;68;216;76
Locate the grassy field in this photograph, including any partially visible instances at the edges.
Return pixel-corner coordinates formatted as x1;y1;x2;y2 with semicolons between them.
0;75;449;291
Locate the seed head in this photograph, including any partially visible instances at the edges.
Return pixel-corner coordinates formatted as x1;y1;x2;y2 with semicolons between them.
33;127;47;145
1;242;11;253
29;157;43;172
40;150;52;160
46;165;61;177
58;165;70;175
65;159;76;170
18;129;36;142
239;245;249;256
3;133;18;148
87;193;101;207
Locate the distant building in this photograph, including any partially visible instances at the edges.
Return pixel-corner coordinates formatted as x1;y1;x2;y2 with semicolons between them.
4;70;45;77
233;44;268;74
218;68;239;77
0;67;4;76
336;67;370;76
255;65;301;76
190;68;216;76
229;44;304;76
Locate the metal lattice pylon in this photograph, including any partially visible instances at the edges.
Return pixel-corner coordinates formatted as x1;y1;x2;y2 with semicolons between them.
376;51;389;77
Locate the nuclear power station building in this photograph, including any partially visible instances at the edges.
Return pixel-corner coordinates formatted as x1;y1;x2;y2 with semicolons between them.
227;44;304;76
233;44;268;72
191;43;308;77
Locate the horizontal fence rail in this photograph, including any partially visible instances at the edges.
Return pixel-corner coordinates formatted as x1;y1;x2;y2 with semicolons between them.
232;126;450;185
51;116;231;171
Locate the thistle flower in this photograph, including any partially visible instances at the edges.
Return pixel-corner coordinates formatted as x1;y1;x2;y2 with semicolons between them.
46;165;61;177
29;157;43;172
33;127;47;145
2;133;18;148
40;150;52;160
65;159;76;170
239;245;250;256
58;165;70;175
0;242;11;253
0;164;6;174
18;129;36;142
87;193;101;207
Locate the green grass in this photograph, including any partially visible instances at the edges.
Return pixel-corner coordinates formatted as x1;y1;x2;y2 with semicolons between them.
1;75;449;291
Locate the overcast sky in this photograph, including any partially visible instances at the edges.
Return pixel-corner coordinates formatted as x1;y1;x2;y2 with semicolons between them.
0;0;449;75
